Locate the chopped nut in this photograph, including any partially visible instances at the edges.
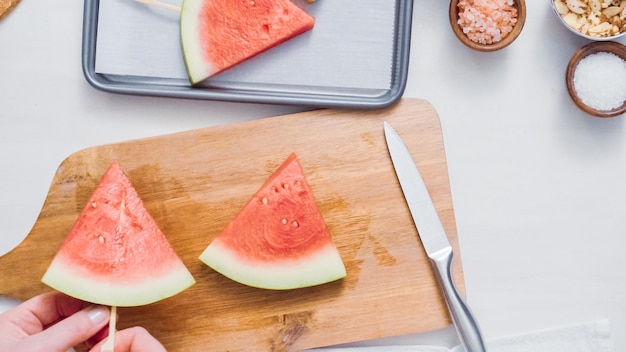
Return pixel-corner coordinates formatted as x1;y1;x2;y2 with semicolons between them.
556;0;570;14
564;12;583;29
567;0;588;14
589;12;601;25
589;21;612;32
590;0;602;12
602;5;622;16
556;0;626;36
612;23;620;33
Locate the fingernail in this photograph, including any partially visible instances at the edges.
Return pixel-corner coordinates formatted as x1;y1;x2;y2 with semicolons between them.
87;305;109;324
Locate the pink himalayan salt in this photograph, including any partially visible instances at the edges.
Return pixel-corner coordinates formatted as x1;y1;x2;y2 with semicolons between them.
457;0;518;45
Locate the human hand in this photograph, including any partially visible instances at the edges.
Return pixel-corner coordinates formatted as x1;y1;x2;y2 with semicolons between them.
0;291;166;352
90;326;167;352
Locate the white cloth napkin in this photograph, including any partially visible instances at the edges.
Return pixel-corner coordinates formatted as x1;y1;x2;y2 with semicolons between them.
309;320;613;352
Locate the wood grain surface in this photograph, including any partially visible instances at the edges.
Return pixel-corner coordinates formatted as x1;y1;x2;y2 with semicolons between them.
0;0;20;20
0;98;465;351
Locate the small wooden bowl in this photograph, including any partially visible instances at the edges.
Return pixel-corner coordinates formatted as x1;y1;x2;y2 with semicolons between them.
565;41;626;118
449;0;526;52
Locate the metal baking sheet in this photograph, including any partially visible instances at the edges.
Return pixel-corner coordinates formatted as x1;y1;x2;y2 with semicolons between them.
81;0;413;108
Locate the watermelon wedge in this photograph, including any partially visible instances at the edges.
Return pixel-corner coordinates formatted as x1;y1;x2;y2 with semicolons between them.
180;0;315;85
42;162;195;307
199;153;346;290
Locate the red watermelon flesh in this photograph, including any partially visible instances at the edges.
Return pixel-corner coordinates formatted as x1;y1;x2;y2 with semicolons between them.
180;0;315;85
199;153;346;290
42;162;195;307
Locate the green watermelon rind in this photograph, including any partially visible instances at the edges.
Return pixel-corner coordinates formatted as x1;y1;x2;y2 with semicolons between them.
40;161;196;307
179;0;315;85
199;241;346;290
198;153;347;290
180;0;214;84
42;262;195;307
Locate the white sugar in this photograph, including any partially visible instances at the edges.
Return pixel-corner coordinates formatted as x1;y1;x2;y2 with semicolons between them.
573;52;626;111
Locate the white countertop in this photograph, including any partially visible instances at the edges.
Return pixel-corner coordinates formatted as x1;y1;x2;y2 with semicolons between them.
1;0;625;350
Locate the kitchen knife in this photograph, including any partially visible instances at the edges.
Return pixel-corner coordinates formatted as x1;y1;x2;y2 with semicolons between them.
384;122;487;352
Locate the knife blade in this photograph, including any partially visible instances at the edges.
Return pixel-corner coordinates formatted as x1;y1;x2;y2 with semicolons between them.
383;122;486;352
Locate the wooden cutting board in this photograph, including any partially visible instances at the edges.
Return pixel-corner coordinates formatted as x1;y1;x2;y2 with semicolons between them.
0;98;465;351
0;0;20;20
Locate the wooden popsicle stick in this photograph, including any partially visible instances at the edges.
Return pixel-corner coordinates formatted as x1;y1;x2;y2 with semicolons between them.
134;0;181;12
101;306;117;352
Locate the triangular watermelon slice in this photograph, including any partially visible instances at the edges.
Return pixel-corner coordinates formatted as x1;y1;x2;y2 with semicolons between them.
180;0;315;84
199;153;346;290
42;162;195;307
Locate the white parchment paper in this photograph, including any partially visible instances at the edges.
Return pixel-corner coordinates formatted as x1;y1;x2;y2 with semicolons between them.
94;0;396;90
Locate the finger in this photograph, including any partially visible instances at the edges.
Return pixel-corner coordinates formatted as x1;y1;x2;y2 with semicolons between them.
90;326;166;352
25;305;110;351
86;324;110;348
1;291;86;336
